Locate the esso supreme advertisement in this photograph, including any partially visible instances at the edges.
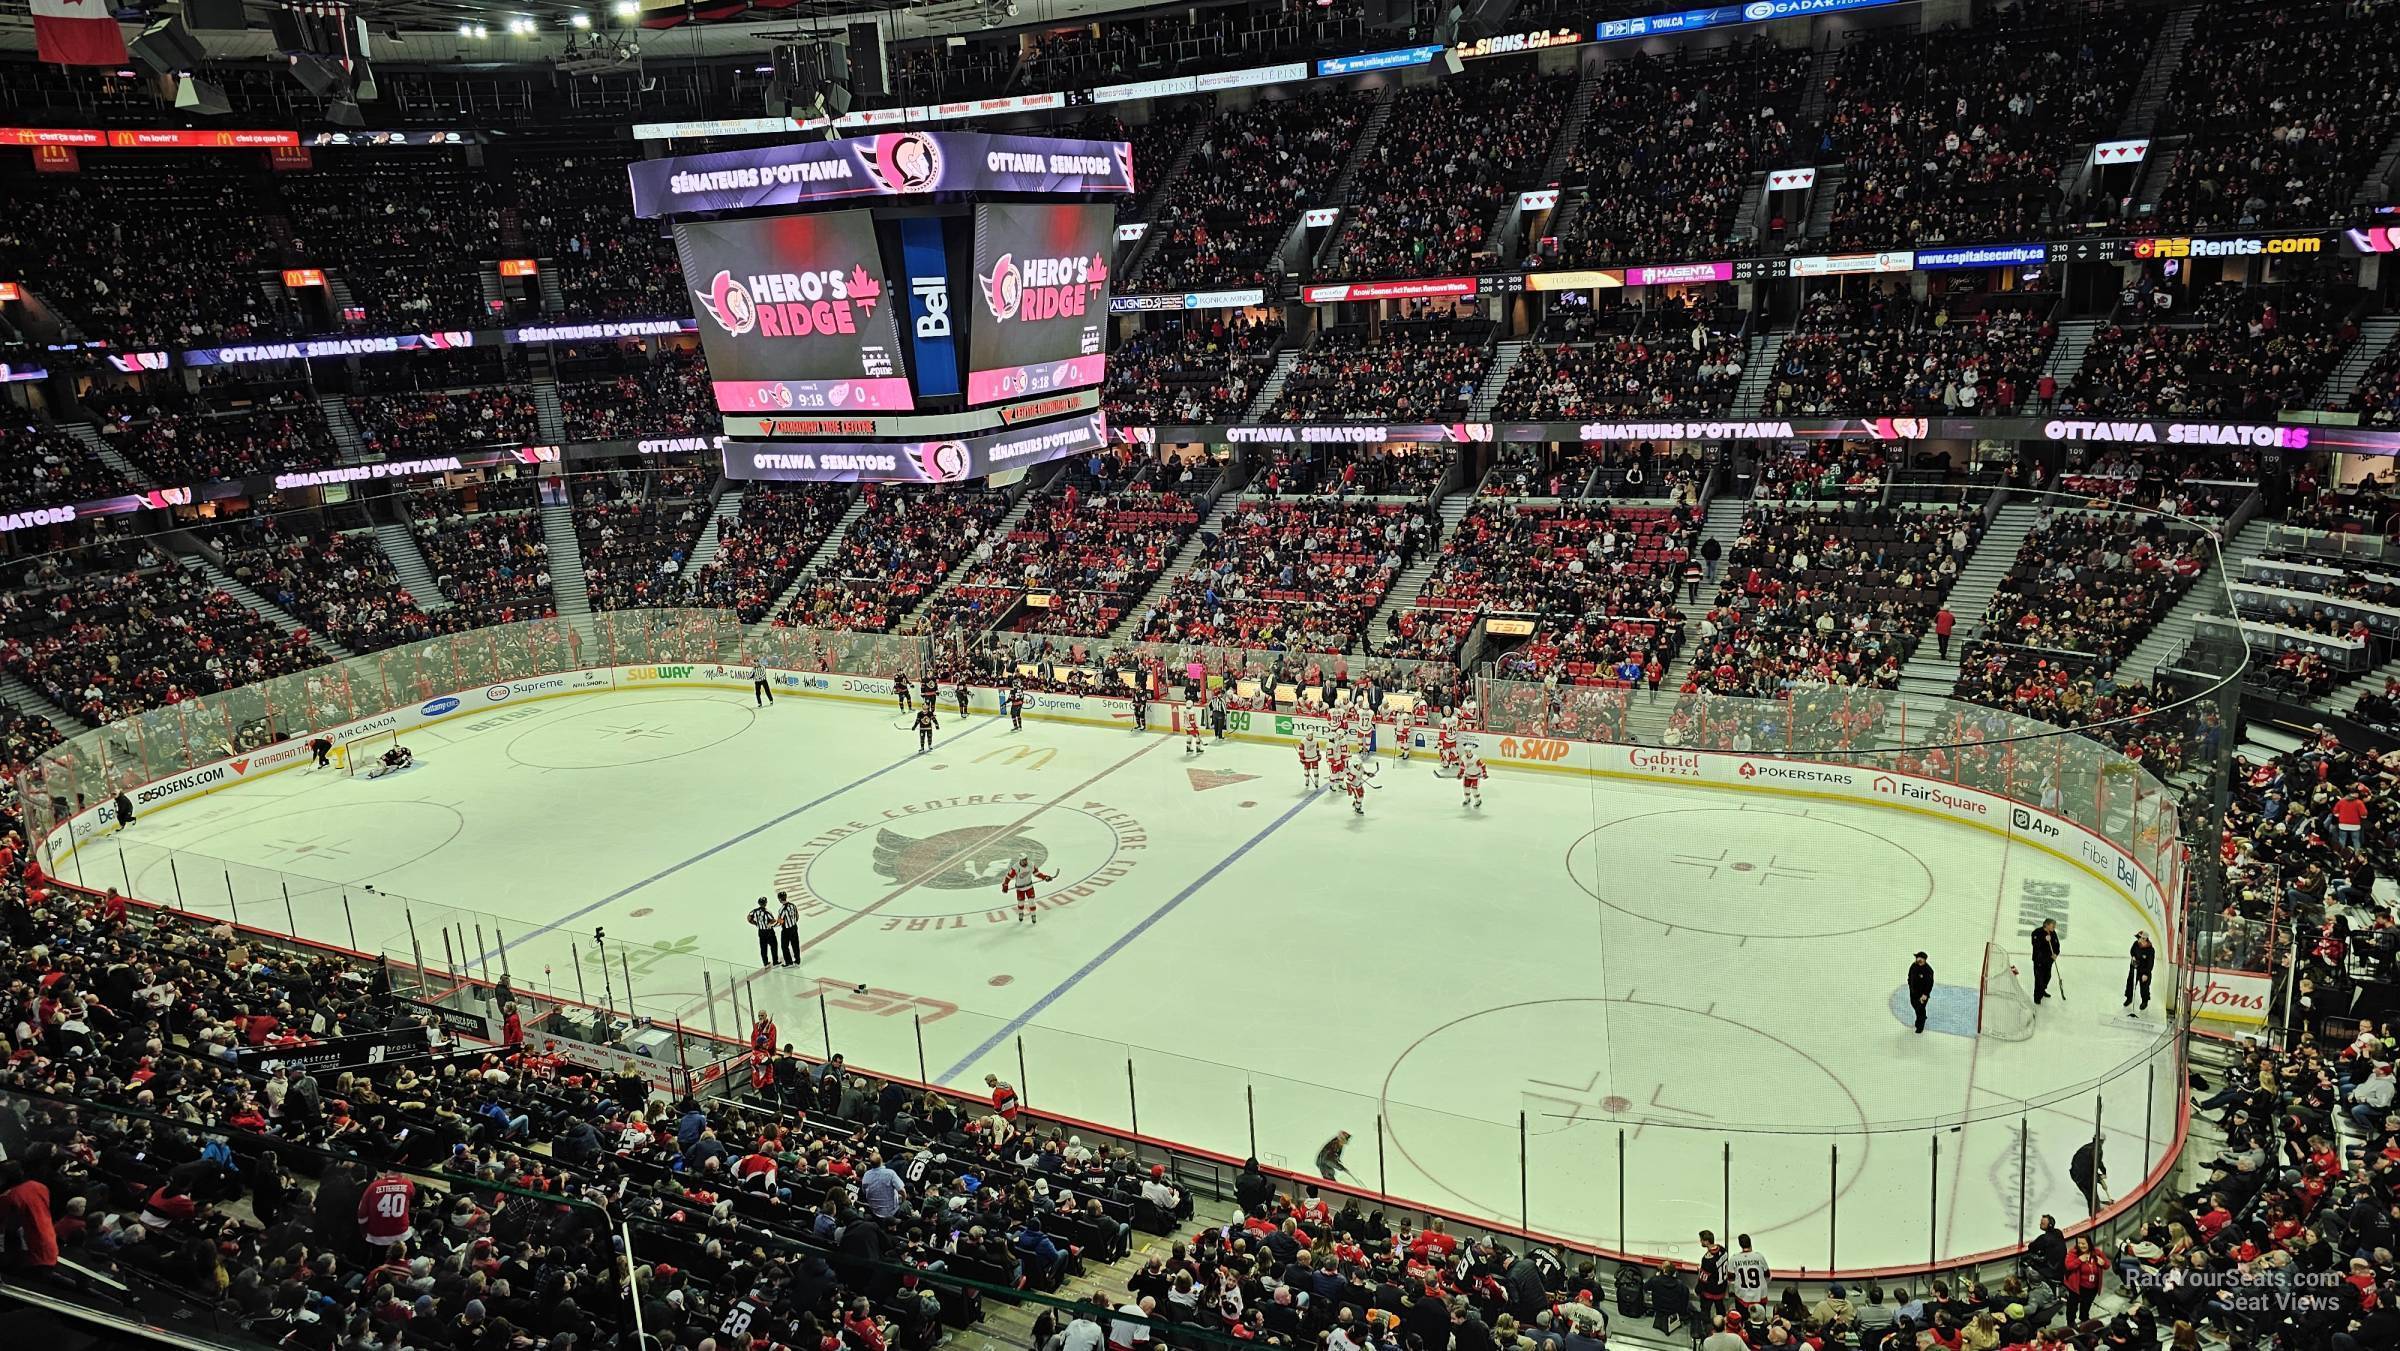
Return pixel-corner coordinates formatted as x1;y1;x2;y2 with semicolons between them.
673;210;915;414
966;202;1112;406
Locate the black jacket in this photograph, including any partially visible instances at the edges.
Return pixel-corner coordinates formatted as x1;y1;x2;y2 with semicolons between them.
1908;961;1935;1000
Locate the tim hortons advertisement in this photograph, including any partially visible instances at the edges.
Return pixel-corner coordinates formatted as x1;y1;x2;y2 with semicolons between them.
967;202;1113;405
2182;967;2271;1027
627;131;1134;217
674;210;914;415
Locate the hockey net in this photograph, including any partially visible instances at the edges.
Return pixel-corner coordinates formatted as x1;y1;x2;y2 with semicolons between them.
1976;941;2036;1041
334;730;402;777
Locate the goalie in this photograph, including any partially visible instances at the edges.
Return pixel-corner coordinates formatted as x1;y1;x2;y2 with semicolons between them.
367;744;415;779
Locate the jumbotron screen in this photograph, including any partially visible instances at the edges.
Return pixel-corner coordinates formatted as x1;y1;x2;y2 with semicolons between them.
674;210;914;414
966;202;1113;406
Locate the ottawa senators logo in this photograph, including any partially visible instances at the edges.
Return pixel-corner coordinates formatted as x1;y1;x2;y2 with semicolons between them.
871;826;1046;890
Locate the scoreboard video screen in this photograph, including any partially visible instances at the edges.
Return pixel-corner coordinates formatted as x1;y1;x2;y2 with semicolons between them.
674;210;914;414
965;202;1114;405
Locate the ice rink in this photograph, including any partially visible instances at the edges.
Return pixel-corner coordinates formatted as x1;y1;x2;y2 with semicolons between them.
77;683;2182;1271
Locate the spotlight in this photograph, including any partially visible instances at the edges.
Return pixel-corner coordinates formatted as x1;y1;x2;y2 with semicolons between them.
613;0;637;14
474;22;489;37
570;12;591;27
457;21;472;34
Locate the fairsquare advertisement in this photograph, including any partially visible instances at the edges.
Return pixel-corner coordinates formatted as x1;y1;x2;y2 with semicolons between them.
673;211;915;414
967;203;1112;405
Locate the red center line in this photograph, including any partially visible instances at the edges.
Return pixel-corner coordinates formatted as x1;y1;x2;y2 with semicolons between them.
685;733;1171;1021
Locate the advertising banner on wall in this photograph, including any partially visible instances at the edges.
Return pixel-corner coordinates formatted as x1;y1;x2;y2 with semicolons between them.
967;202;1113;405
723;412;1107;483
674;210;914;414
627;131;1134;217
2183;968;2271;1027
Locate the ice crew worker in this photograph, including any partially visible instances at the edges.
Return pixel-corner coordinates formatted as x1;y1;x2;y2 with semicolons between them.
2124;932;2156;1013
1907;951;1935;1033
2031;918;2062;1004
749;897;778;966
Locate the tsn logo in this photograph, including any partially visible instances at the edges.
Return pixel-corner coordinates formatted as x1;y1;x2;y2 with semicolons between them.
913;276;951;339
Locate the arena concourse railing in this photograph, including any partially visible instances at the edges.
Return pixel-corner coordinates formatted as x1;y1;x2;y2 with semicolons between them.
13;571;2246;1284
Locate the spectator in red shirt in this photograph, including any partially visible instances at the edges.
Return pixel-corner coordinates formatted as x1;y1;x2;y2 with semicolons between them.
0;1163;57;1270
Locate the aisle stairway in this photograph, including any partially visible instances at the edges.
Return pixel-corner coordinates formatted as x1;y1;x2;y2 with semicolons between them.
685;486;745;576
2317;651;2400;721
1730;331;1785;416
318;394;367;461
371;520;450;613
2316;315;2400;409
754;491;868;632
1244;352;1300;422
180;551;348;661
1470;339;1530;421
1109;494;1240;641
1619;497;1744;744
2116;5;2199;142
67;424;153;490
1357;493;1474;657
898;487;1044;630
1;669;89;737
530;376;567;443
1895;502;2040;698
2119;517;2272;681
538;499;594;630
2039;318;2099;403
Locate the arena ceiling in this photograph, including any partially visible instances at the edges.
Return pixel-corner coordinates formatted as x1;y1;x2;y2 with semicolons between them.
0;0;1175;62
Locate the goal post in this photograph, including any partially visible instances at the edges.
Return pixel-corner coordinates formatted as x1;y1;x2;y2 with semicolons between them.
1977;941;2037;1040
334;729;400;776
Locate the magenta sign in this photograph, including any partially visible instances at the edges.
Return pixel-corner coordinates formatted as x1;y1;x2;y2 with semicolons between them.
1626;261;1735;285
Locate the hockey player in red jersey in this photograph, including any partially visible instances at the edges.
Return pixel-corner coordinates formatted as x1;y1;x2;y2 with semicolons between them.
1436;715;1462;777
1184;699;1205;755
1001;855;1056;924
1325;737;1351;801
1341;761;1369;815
1298;732;1323;789
1400;702;1431;762
1459;745;1487;809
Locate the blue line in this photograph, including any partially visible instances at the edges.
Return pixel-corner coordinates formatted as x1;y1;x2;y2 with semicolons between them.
938;788;1323;1083
477;714;997;966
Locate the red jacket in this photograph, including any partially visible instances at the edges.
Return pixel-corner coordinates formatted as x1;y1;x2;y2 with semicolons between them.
2063;1250;2106;1294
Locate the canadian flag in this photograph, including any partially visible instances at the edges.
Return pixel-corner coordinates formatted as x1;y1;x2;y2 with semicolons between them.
33;0;128;66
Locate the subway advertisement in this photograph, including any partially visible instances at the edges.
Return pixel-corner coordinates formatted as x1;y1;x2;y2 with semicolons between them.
966;202;1112;405
673;210;915;415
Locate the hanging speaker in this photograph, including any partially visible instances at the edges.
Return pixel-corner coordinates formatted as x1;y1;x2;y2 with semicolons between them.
846;22;887;99
182;0;249;32
1466;0;1518;30
288;53;347;96
818;39;848;84
326;99;365;127
173;74;231;115
130;17;207;76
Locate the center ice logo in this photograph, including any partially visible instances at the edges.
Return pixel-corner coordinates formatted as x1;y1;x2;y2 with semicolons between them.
872;826;1047;890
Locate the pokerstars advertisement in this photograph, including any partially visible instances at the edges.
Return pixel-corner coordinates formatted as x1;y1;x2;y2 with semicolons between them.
966;203;1112;406
674;210;915;413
